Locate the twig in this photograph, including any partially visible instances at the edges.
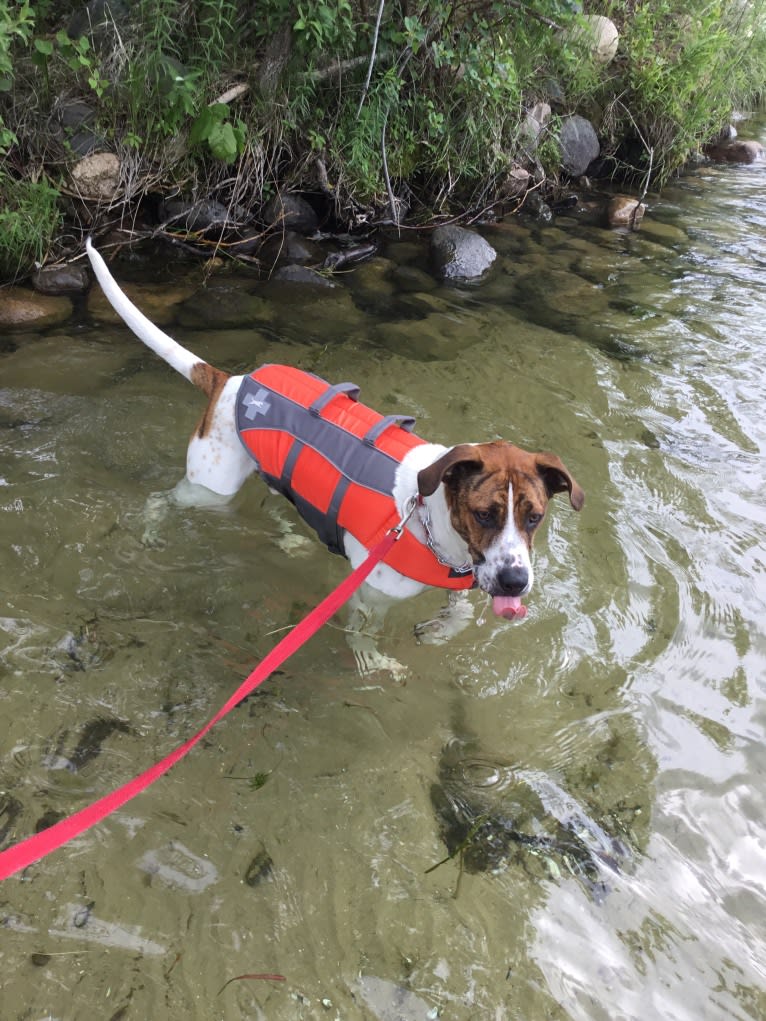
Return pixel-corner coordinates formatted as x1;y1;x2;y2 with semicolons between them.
357;0;387;117
609;97;654;229
305;54;371;83
381;115;399;226
505;0;561;30
213;83;249;105
218;974;286;996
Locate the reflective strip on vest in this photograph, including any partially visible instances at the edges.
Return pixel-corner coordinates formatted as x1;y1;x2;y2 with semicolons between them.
235;365;474;590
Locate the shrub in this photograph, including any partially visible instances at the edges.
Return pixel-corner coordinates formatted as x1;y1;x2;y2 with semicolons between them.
596;0;766;184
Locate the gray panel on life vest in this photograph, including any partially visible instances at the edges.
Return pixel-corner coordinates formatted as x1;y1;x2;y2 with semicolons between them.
236;372;405;498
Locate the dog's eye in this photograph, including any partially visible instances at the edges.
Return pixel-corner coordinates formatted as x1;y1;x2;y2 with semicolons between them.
473;509;496;527
526;511;543;528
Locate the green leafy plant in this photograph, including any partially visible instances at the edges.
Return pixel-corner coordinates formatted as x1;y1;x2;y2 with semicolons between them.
293;0;355;54
32;29;110;99
190;102;247;163
0;0;36;150
0;173;61;280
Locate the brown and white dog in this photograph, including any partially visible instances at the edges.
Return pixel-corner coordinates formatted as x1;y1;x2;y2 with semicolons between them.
86;239;583;670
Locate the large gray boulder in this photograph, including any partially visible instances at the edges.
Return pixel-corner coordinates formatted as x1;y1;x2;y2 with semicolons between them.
565;15;619;65
431;225;497;282
559;115;600;177
263;193;319;235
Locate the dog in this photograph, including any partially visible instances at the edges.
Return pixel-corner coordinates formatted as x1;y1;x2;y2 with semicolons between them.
85;239;584;674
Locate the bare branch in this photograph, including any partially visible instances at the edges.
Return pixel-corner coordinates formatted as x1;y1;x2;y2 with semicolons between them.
358;0;387;117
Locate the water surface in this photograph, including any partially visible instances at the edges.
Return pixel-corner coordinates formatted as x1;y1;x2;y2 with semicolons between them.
1;118;765;1020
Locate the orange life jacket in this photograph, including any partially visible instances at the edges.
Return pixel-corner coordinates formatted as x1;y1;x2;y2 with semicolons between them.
235;365;474;590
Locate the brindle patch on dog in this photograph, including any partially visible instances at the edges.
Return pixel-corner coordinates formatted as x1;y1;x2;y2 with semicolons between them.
190;362;229;438
418;441;584;562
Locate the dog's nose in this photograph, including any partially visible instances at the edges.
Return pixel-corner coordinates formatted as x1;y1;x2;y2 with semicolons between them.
496;564;529;596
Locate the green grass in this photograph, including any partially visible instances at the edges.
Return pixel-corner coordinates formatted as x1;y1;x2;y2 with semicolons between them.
0;174;62;281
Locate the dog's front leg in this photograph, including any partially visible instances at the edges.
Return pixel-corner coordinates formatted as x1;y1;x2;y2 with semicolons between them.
344;586;408;681
414;590;475;645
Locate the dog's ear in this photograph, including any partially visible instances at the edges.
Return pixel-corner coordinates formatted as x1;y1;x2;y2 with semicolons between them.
535;453;585;511
418;444;484;497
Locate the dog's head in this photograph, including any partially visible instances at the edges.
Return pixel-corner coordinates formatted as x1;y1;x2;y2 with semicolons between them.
417;441;584;618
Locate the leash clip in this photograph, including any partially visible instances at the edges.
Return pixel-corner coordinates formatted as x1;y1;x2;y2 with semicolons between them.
391;494;418;540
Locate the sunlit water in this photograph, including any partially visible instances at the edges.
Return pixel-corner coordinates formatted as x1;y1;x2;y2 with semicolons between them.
1;117;765;1020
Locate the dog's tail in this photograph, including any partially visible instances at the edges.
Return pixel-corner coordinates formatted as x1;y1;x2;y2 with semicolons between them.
85;238;225;395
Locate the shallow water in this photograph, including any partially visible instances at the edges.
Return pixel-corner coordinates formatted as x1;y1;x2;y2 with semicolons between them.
1;118;765;1020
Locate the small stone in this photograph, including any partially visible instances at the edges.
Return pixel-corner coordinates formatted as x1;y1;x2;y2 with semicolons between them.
521;102;551;148
32;263;90;295
607;195;647;229
70;152;121;201
244;845;273;887
263;193;319;235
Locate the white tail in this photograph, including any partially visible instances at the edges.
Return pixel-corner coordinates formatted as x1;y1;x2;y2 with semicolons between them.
86;237;202;382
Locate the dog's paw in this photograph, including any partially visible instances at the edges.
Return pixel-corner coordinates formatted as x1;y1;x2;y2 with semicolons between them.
275;532;314;557
414;596;475;645
346;630;408;682
413;617;447;645
353;647;408;683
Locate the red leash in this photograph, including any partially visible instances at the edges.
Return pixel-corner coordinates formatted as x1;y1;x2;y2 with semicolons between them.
0;526;405;881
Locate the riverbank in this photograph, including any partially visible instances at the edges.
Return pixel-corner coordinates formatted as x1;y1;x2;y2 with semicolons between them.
1;1;765;285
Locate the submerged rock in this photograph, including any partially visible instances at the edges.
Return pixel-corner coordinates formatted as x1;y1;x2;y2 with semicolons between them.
177;280;274;329
704;139;765;164
430;224;497;282
0;287;73;330
608;194;647;230
431;738;629;897
271;263;335;287
88;277;196;325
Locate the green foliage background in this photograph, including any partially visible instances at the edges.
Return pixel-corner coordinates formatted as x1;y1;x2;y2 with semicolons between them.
0;0;765;278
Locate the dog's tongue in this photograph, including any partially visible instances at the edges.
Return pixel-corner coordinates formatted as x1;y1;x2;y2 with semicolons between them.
492;595;527;620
